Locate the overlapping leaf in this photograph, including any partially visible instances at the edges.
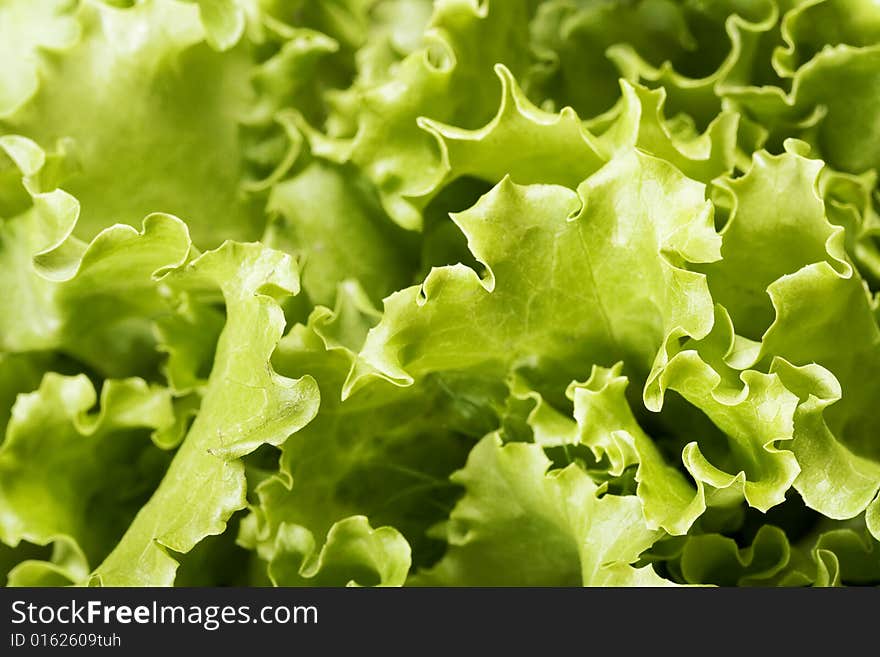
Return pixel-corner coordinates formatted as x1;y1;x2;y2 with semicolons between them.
412;436;672;586
93;242;320;585
347;147;720;398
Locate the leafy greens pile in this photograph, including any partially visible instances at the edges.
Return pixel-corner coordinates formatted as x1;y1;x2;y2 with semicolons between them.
2;0;880;587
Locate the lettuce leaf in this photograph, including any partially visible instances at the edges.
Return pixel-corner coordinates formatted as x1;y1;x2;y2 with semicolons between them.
412;436;672;586
3;0;880;588
93;241;320;585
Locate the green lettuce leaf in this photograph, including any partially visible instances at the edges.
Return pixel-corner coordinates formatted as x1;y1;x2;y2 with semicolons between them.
412;435;673;586
0;374;175;579
242;515;411;587
239;282;475;577
3;0;880;590
301;0;536;229
0;135;194;377
809;526;880;586
263;160;417;307
692;142;880;525
346;148;719;398
525;0;695;118
0;0;296;247
677;525;798;586
568;363;705;535
92;242;320;585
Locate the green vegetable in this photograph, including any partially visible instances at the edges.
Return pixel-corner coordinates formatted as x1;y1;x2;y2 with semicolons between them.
2;0;879;587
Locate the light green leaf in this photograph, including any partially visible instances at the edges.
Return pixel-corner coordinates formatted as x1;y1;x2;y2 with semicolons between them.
678;525;795;586
647;306;802;513
569;363;705;535
1;0;264;247
701;143;848;344
599;81;739;184
731;46;880;176
412;435;672;586
770;359;880;521
691;144;880;522
605;0;780;125
0;135;79;353
6;538;90;588
0;135;195;378
0;0;79;118
867;497;880;542
0;352;57;439
314;0;536;229
347;149;719;398
92;242;320;586
264;160;417;307
418;63;605;193
245;515;411;587
185;0;246;51
0;374;175;572
240;283;474;574
525;0;695;118
809;527;880;586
